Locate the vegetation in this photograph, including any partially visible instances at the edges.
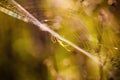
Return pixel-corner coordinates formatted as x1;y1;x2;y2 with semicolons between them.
0;0;120;80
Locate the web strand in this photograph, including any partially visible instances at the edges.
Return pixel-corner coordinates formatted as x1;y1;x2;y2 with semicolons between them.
0;0;102;65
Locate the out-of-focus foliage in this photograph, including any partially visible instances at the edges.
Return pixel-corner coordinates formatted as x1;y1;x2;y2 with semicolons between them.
0;0;120;80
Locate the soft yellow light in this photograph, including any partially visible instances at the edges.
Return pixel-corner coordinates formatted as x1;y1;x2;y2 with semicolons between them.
52;0;74;9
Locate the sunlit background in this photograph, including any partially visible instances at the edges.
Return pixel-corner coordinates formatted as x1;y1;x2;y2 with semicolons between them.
0;0;120;80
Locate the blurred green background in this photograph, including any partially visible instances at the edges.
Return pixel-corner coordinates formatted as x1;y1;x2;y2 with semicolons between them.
0;0;120;80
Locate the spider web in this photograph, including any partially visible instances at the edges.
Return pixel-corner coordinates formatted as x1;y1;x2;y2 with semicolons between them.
0;0;101;65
